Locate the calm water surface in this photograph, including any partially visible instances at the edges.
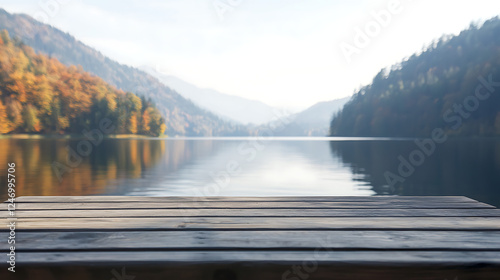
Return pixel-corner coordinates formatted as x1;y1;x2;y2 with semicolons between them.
0;138;499;207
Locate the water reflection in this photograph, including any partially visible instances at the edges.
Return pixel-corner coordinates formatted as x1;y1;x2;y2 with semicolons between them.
0;138;373;201
0;139;166;201
1;138;499;207
329;139;500;207
114;140;373;197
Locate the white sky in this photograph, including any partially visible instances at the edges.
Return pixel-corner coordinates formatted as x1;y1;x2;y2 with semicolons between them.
1;0;500;110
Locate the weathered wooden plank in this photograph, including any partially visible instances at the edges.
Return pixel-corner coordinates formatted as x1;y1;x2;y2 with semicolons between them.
9;217;500;231
12;196;478;203
6;201;494;210
0;196;498;279
2;230;500;251
1;195;498;280
7;250;500;265
3;208;500;218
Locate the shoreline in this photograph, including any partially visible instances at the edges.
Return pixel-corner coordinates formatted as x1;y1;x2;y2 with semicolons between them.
2;134;500;141
0;134;168;140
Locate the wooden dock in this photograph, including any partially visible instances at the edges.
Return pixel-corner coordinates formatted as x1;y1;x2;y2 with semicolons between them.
2;196;500;279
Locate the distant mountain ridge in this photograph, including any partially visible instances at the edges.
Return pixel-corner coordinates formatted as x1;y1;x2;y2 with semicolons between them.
0;8;246;136
293;97;350;131
265;97;350;136
142;66;279;125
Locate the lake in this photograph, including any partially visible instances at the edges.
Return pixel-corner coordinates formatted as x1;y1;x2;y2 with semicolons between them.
1;137;499;207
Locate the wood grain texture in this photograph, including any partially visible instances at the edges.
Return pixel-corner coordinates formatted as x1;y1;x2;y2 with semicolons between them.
12;195;478;203
3;208;500;218
1;230;500;251
6;201;494;210
8;216;500;231
6;250;500;265
1;196;499;279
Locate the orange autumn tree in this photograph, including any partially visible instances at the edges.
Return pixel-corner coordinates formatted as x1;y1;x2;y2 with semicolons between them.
0;30;166;136
0;99;10;133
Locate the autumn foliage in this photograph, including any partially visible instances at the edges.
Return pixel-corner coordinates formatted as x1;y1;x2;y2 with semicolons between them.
0;30;166;136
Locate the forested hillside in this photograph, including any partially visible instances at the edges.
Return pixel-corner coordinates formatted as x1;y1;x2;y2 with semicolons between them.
0;30;165;136
0;9;247;136
330;17;500;137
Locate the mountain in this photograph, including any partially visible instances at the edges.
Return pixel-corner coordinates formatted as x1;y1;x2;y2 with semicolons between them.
272;97;350;136
0;30;165;136
330;17;500;137
292;97;350;135
0;8;247;136
142;66;279;125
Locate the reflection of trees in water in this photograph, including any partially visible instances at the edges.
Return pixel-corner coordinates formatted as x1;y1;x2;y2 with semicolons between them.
0;139;167;200
161;139;218;172
101;139;223;195
0;139;223;200
329;140;500;207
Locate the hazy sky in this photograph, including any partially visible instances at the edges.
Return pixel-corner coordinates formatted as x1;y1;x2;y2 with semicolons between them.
1;0;500;110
